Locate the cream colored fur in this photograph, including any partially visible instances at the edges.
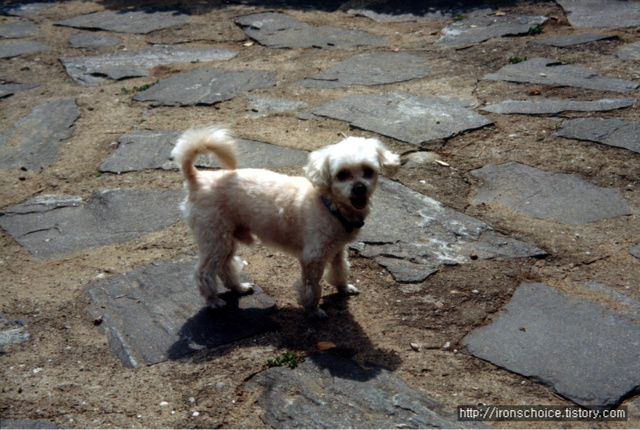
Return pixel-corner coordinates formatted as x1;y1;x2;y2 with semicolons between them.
171;127;400;319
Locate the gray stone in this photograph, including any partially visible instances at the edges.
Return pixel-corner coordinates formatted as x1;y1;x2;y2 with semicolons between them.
618;41;640;60
554;118;640;155
0;3;54;17
482;57;639;93
0;327;29;345
0;314;29;347
132;67;275;106
247;95;308;116
556;0;640;28
351;179;545;283
0;419;68;429
0;189;184;259
481;98;636;115
302;92;492;146
0;40;50;58
246;353;484;429
61;45;237;86
534;33;616;47
0;99;79;171
348;1;495;23
463;282;640;408
631;244;640;259
295;52;430;89
436;15;547;46
68;33;122;49
85;257;277;368
0;82;37;98
100;129;309;173
0;21;39;39
471;162;631;225
56;9;190;34
235;12;387;49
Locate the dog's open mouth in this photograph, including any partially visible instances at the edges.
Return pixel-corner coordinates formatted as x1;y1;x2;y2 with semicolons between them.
350;195;367;210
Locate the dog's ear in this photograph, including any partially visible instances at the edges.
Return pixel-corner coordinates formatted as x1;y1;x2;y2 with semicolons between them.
374;140;401;177
305;148;331;188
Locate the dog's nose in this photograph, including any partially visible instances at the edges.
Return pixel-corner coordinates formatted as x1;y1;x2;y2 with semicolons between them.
352;182;367;196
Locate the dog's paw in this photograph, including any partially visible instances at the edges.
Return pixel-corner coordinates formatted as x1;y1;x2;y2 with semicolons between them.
307;308;329;320
208;297;227;309
338;284;360;296
234;282;254;295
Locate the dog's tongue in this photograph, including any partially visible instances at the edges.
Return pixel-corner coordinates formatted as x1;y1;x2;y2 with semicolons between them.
351;196;367;210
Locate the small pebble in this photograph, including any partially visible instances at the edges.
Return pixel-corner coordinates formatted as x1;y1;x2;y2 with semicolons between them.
159;401;169;406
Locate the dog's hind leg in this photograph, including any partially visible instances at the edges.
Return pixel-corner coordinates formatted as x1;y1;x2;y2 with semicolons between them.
195;252;225;309
218;241;254;296
326;247;359;296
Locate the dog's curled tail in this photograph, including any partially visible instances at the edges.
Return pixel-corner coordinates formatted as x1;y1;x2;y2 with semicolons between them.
171;127;237;188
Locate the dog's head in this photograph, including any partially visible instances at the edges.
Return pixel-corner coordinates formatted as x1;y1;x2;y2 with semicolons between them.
305;136;400;215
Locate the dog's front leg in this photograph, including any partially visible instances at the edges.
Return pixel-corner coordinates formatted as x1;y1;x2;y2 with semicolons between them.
297;258;327;319
326;247;359;296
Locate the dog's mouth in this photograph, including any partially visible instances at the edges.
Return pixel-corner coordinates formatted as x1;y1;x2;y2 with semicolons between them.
350;195;368;210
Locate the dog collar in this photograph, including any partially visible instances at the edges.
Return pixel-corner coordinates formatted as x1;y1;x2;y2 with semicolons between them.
321;195;364;233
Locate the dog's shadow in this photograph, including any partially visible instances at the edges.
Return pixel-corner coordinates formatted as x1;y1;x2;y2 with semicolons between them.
166;290;277;361
166;290;402;382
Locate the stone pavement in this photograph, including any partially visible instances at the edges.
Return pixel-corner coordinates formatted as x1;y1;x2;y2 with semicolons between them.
1;0;640;428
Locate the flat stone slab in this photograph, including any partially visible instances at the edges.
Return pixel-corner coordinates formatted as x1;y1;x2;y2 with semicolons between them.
68;33;122;49
348;0;495;23
235;12;387;49
0;21;39;39
463;282;640;408
295;52;430;89
0;419;67;429
481;98;636;115
61;45;237;86
302;92;492;146
0;40;50;58
351;179;545;283
534;33;615;47
436;15;547;46
0;189;184;259
0;2;54;17
0;99;79;171
85;257;277;368
630;245;640;259
470;162;631;225
247;95;308;116
0;82;37;98
554;118;640;154
132;67;275;106
56;9;190;34
556;0;640;28
482;57;639;93
100;129;309;173
246;353;482;429
618;41;640;60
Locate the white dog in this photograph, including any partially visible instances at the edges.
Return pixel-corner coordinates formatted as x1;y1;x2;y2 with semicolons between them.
171;127;400;318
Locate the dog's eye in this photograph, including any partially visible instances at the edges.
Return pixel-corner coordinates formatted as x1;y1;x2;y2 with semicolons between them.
336;170;351;181
362;166;374;178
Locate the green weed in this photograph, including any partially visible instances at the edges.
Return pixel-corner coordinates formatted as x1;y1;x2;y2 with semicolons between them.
528;24;543;35
120;81;159;95
266;352;305;369
508;56;527;64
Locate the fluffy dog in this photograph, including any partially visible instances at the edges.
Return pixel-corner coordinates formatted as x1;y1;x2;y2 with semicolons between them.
171;127;400;318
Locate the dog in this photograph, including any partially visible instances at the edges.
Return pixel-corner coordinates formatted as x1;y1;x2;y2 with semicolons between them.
171;127;400;318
